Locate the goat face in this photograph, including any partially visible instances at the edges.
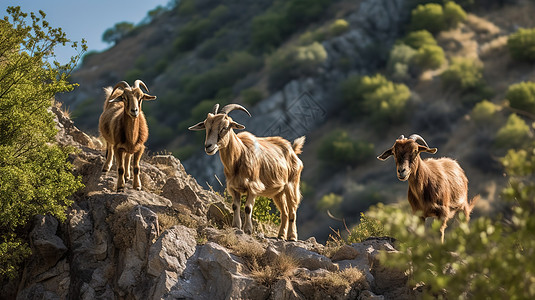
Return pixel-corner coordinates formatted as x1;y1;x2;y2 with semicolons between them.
108;80;156;118
378;135;437;181
189;113;245;155
189;103;250;155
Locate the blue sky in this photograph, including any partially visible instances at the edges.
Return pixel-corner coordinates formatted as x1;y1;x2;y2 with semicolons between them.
3;0;171;64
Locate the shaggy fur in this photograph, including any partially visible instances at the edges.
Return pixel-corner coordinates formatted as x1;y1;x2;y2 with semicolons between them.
98;80;156;192
189;104;305;240
378;134;479;243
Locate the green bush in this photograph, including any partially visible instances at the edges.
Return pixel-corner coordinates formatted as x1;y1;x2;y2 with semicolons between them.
268;42;327;89
387;43;417;80
0;7;85;279
174;18;211;52
495;113;532;149
410;3;445;34
240;88;264;106
253;196;280;225
403;30;437;49
329;19;350;36
177;0;195;16
340;74;411;122
347;213;385;243
251;12;286;51
411;44;445;70
102;21;134;44
317;193;343;212
317;129;374;167
471;100;498;124
441;57;485;93
443;1;467;28
505;81;535;115
507;28;535;62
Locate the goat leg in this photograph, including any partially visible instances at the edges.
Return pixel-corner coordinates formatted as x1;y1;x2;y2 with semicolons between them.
243;193;256;234
230;189;242;229
132;148;143;191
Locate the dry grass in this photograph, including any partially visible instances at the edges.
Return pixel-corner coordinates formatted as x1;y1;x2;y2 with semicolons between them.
465;14;500;36
250;253;298;286
157;210;198;233
107;202;136;249
311;267;368;295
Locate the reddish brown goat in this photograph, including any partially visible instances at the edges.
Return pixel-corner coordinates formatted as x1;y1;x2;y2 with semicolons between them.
189;104;305;241
99;80;156;192
377;134;478;243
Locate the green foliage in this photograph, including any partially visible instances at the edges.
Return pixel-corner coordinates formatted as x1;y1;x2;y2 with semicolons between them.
240;88;264;106
174;18;212;52
317;129;374;167
495;114;532;149
340;74;411;123
268;42;327;89
410;3;445;34
177;0;195;16
403;30;437;49
347;213;385;243
253;196;280;225
412;44;445;70
471;100;498;124
387;43;417;81
251;12;286;51
0;6;85;279
409;2;466;34
329;19;350;36
440;57;485;93
317;193;343;212
102;21;134;44
505;81;535;115
507;28;535;62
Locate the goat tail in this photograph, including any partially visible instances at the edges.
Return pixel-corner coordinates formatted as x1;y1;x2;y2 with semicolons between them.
464;194;480;221
292;136;306;155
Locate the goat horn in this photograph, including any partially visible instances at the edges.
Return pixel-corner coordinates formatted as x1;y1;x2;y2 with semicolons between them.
409;134;430;148
219;104;251;117
113;81;130;90
134;80;149;92
212;104;220;114
397;135;405;140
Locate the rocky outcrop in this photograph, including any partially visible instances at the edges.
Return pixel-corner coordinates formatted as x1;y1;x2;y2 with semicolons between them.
8;100;416;299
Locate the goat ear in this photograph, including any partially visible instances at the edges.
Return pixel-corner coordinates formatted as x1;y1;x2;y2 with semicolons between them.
377;148;393;160
142;94;157;101
188;121;206;131
230;121;245;130
418;145;437;154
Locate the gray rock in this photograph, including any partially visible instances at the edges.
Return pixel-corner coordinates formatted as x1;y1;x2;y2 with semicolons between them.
148;225;197;277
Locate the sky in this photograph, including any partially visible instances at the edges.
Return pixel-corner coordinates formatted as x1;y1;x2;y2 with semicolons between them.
3;0;171;65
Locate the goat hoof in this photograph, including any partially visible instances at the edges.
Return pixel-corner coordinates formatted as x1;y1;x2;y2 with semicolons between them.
116;187;125;193
134;186;141;191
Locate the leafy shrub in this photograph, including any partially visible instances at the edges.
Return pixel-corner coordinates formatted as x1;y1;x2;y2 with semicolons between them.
507;28;535;62
329;19;350;36
174;18;211;52
347;213;385;243
505;81;535;115
403;30;437;49
340;74;411;123
471;100;498;124
177;0;195;16
387;43;417;81
443;1;467;28
0;7;85;279
411;44;445;70
251;12;286;51
102;21;134;44
317;193;343;212
268;42;327;89
240;88;264;106
495;113;532;149
410;3;445;34
441;57;485;93
253;196;280;225
317;129;375;167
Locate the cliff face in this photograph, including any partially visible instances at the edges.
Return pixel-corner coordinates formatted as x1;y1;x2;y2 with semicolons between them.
5;104;415;299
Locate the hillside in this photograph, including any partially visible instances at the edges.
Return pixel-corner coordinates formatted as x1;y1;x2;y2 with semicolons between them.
58;0;535;242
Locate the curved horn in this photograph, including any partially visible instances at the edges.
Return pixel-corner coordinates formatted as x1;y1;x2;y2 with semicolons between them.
409;134;430;148
212;103;220;114
219;104;251;117
134;80;149;92
113;81;130;90
397;135;405;140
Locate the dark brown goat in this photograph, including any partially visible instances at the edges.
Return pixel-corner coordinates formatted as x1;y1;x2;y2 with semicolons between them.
189;104;305;240
377;134;479;243
99;80;156;192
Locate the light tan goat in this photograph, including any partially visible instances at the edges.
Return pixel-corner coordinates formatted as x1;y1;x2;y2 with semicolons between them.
377;134;479;243
99;80;156;192
189;104;305;240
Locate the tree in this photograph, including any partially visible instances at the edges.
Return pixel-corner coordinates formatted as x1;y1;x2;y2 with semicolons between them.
0;6;85;279
102;21;134;44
